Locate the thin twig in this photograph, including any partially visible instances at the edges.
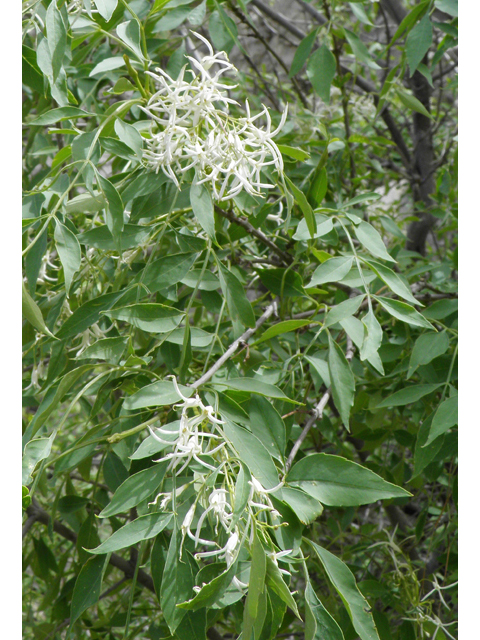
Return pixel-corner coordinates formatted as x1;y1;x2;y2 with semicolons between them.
191;301;278;389
215;205;292;264
284;335;354;474
284;388;331;474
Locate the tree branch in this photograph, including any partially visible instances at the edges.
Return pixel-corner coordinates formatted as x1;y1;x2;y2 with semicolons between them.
250;0;306;39
25;500;156;593
191;301;278;390
250;0;413;169
215;206;292;264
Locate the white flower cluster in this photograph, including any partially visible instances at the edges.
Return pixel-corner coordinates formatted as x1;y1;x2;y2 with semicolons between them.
149;377;292;593
141;32;287;201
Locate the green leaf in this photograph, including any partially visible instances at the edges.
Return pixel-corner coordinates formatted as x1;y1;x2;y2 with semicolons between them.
277;487;324;525
114;118;143;158
190;183;216;241
215;378;298;404
175;611;207;640
406;14;433;75
396;88;432;119
165;327;213;348
101;136;138;161
22;486;32;511
25;365;95;441
69;555;108;632
117;20;144;61
376;296;435;330
29;107;95;126
99;462;168;517
362;259;419;305
293;213;333;241
161;522;195;633
104;303;183;333
387;1;429;49
90;513;171;554
231;461;252;529
376;383;442;408
89;56;126;77
210;2;239;55
305;580;345;640
408;331;450;378
305;355;330;388
22;281;55;338
284;175;316;237
156;5;193;31
98;175;124;240
178;562;238;610
57;495;90;515
344;28;381;69
435;0;458;16
223;420;280;490
289;29;318;77
277;145;310;162
256;319;314;345
143;252;198;292
249;395;286;461
22;44;44;93
95;0;118;21
413;414;444;478
360;309;384;373
354;221;395;263
308;257;354;287
308;541;380;640
257;268;305;298
423;299;458;320
324;295;365;328
54;221;81;297
265;556;301;619
46;0;67;82
343;192;381;208
121;171;168;203
307;44;337;103
287;453;410;506
243;528;267;639
328;335;355;429
189;0;207;26
103;451;129;492
309;167;328;207
56;289;128;340
349;2;373;26
78;224;150;251
217;262;255;328
424;396;457;446
340;316;365;352
124;380;193;410
22;433;56;485
66;192;105;215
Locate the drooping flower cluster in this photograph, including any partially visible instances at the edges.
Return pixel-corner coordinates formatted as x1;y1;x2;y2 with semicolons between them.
141;32;287;201
149;377;293;594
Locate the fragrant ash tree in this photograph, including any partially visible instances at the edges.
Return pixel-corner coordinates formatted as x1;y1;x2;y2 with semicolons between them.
22;1;458;639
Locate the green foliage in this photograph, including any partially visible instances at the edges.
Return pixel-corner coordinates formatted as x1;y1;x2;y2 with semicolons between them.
22;1;457;639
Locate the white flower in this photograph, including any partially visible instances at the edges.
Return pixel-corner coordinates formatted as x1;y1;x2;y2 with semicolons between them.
149;377;225;474
141;32;287;201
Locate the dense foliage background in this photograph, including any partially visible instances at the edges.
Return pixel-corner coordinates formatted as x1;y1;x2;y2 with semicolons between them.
22;1;458;639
